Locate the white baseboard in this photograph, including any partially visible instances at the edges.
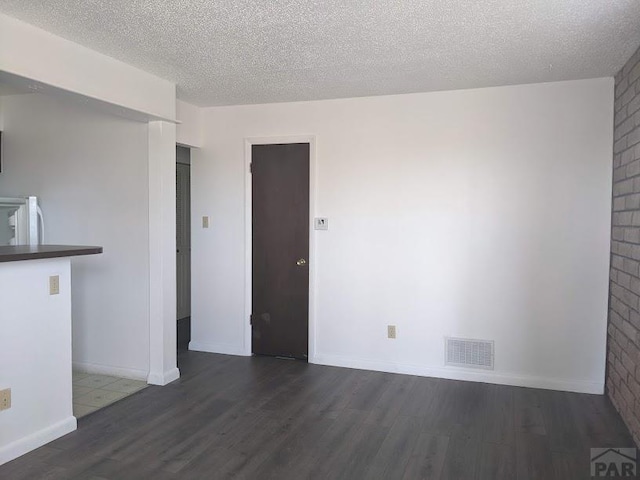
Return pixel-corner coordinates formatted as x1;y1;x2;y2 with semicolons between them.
0;416;77;466
312;353;604;395
147;367;180;386
189;341;248;357
72;361;148;382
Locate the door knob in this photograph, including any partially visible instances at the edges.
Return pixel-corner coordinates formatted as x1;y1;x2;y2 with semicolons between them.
296;258;307;266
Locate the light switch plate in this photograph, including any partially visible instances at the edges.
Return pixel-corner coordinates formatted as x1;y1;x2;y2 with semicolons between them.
202;216;210;229
314;217;329;230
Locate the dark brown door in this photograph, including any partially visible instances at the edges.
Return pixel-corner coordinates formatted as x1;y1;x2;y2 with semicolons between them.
252;143;310;360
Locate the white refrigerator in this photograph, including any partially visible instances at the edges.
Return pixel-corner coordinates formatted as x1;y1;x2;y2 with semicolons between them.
0;196;44;246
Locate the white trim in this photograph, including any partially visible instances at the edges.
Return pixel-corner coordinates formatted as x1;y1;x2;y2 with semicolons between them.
72;362;148;382
312;354;604;395
0;416;77;466
243;135;318;361
147;367;180;386
189;341;248;357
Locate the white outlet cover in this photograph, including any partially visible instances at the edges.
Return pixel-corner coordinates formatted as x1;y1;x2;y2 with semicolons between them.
315;217;329;230
49;275;60;296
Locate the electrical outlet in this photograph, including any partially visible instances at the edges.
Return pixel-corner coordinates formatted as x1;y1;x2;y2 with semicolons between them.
0;389;11;411
387;325;397;339
49;275;60;295
202;216;210;228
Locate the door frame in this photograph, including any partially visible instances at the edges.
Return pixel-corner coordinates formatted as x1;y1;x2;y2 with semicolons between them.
244;135;317;361
176;155;191;322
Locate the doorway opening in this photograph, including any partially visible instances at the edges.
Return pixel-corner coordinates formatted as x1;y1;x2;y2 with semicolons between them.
250;143;310;360
176;145;191;351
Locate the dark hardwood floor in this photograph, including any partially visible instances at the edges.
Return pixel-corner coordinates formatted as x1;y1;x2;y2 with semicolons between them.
0;351;635;479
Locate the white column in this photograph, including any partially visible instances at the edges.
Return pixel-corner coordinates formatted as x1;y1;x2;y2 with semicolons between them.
147;120;179;385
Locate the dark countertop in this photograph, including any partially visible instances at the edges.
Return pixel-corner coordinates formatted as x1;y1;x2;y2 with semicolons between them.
0;245;103;263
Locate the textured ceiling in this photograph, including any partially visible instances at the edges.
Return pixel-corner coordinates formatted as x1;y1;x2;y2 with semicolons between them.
1;1;640;106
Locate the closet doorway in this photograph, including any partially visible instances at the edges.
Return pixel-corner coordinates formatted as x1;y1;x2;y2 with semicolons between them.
176;145;191;350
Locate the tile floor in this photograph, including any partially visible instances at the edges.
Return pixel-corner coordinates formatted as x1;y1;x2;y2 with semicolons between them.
72;372;147;418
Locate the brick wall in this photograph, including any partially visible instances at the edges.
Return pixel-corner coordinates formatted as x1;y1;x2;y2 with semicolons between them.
607;46;640;448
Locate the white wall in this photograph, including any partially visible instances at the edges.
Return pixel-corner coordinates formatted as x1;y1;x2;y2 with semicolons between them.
0;258;76;465
191;78;614;394
177;100;203;148
0;93;151;379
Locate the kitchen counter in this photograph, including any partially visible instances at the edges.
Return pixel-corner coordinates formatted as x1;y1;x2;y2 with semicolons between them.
0;244;103;465
0;245;103;263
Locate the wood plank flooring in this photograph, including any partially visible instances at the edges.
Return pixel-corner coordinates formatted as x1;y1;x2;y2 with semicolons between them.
0;351;635;479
